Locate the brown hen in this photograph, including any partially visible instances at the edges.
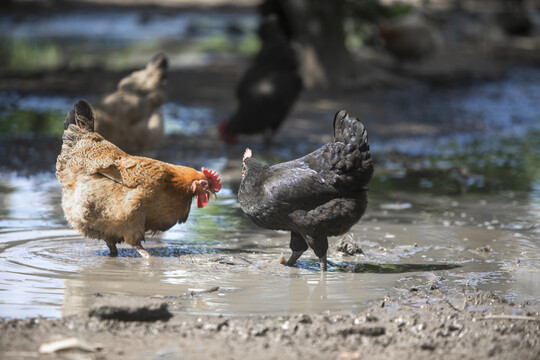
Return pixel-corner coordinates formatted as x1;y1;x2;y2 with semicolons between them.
56;100;221;258
94;53;167;154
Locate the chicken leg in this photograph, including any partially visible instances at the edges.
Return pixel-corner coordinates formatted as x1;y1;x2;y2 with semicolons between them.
107;242;118;257
306;234;329;272
286;231;308;267
318;255;328;272
133;244;150;259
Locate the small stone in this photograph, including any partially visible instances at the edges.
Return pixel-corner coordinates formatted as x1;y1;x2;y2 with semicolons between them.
89;295;172;322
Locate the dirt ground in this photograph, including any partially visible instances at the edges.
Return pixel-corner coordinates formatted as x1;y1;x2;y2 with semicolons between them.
1;288;539;360
1;1;540;359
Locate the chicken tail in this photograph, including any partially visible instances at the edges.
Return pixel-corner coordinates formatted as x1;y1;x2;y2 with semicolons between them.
333;110;373;188
62;100;96;147
64;99;96;132
333;110;368;146
148;52;168;73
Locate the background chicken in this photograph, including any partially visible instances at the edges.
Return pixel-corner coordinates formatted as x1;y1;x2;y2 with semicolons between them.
219;16;303;146
378;11;441;62
94;53;168;154
56;100;221;258
238;110;373;271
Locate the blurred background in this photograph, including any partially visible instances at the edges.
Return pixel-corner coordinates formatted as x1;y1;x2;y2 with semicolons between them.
1;0;539;182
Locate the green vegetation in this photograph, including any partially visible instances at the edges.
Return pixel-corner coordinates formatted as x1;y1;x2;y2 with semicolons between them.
0;109;64;136
0;32;260;74
3;38;62;71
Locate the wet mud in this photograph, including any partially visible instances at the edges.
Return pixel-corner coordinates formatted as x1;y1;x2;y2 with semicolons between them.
1;289;539;360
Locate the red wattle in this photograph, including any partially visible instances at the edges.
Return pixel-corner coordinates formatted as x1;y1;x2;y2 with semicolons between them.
197;192;209;208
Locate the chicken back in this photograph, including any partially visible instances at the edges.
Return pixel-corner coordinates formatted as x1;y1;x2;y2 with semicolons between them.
56;100;221;258
238;110;373;271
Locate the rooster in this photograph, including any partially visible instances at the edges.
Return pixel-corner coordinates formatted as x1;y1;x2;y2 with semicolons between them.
94;53;168;154
238;110;373;271
56;100;221;258
219;16;302;146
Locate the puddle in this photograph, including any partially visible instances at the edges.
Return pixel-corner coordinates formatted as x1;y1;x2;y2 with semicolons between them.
371;130;540;195
367;67;540;155
163;102;215;135
0;170;538;319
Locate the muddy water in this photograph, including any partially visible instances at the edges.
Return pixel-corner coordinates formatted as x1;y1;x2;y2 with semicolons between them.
0;170;538;319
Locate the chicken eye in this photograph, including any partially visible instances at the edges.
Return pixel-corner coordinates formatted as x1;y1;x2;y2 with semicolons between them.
200;180;208;188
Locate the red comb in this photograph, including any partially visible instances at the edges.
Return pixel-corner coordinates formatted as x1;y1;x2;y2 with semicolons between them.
202;167;222;192
218;121;239;145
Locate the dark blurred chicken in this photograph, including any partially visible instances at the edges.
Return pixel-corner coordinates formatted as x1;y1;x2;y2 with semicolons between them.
238;111;373;271
498;0;533;36
219;16;302;146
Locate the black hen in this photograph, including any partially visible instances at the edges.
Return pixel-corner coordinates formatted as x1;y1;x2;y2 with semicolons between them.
238;110;373;271
219;15;303;146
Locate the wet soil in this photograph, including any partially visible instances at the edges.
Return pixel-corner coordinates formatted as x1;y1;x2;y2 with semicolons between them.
1;289;539;360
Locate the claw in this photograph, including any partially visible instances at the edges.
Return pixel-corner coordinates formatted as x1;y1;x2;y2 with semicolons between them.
285;250;304;267
319;255;328;272
133;244;150;259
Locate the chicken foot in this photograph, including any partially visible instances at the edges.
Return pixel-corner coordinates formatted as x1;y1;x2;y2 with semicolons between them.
133;244;150;259
285;231;308;267
106;242;118;257
106;242;149;258
124;232;150;258
306;234;329;272
285;251;305;267
319;255;328;272
285;251;328;271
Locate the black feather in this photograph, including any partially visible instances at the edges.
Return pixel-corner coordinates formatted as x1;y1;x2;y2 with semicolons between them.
63;99;95;132
222;16;302;141
238;110;373;270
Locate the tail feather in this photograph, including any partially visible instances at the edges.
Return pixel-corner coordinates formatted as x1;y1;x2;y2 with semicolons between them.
333;110;368;147
332;110;373;189
62;100;96;148
57;100;97;179
63;99;95;132
148;52;168;73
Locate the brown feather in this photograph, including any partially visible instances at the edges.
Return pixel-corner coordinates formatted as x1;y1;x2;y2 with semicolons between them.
56;100;221;256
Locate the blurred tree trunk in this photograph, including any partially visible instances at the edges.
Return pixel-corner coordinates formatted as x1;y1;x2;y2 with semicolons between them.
297;0;354;90
261;0;355;90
